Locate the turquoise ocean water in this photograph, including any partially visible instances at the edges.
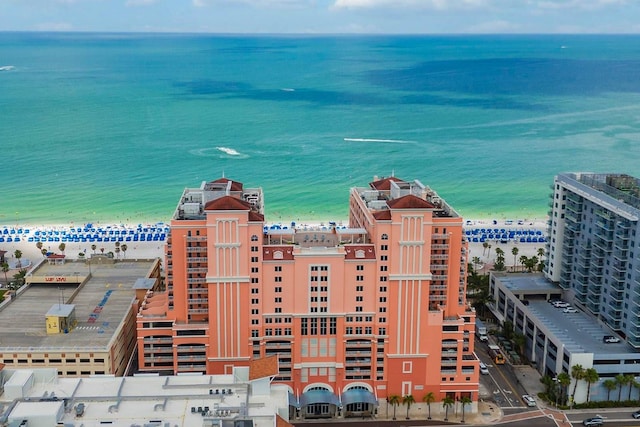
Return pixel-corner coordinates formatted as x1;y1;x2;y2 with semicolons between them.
1;33;640;225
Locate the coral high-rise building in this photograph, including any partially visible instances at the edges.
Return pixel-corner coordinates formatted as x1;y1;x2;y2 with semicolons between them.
137;176;478;418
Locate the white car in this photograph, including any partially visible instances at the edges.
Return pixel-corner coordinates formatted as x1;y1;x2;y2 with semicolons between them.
522;394;536;407
563;307;578;313
479;362;489;375
553;301;570;308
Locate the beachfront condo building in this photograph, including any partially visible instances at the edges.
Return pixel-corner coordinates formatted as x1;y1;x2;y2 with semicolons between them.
546;173;640;347
136;176;477;419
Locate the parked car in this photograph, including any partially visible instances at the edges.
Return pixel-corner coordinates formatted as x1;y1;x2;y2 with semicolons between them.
522;394;536;407
582;416;604;426
632;410;640;419
563;307;578;313
603;335;621;343
553;301;570;308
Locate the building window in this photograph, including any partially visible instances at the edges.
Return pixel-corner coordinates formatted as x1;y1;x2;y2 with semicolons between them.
275;307;282;313
275;277;282;282
251;288;259;294
251;309;259;314
356;275;364;281
379;297;387;302
380;255;388;261
251;235;259;241
251;246;259;252
356;306;363;312
379;307;386;313
381;234;388;240
346;327;353;334
357;265;364;271
365;327;372;334
356;296;363;302
251;257;258;263
403;361;412;373
251;319;259;325
301;318;308;335
379;317;386;323
378;327;387;335
275;297;282;303
380;276;388;282
275;287;282;293
251;298;259;304
251;278;259;283
275;266;282;272
356;285;364;291
380;286;387;292
380;266;388;272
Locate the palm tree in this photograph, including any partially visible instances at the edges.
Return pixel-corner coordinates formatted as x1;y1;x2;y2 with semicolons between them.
513;333;526;359
482;241;489;256
422;392;435;420
511;247;519;271
615;373;626;401
100;247;105;254
537;247;545;258
442;396;455;421
402;394;415;419
570;364;585;403
115;247;121;259
603;379;617;401
121;244;128;259
471;256;481;274
519;255;528;272
13;250;22;268
1;261;9;284
487;244;492;259
58;242;66;255
41;248;48;257
584;368;599;402
557;372;571;406
627;376;638;401
91;244;97;254
36;241;43;252
460;396;472;423
388;394;400;420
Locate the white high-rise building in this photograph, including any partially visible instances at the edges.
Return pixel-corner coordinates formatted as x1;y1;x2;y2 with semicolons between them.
545;173;640;347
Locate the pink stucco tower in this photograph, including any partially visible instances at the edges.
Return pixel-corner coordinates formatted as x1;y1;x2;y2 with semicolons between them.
136;176;477;419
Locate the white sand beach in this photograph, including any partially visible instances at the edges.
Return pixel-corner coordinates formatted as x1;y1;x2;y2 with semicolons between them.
0;218;548;278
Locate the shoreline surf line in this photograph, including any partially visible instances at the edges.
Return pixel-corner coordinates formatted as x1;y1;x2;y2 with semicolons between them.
343;137;416;144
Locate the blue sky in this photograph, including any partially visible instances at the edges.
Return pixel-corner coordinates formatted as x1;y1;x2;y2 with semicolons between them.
0;0;637;34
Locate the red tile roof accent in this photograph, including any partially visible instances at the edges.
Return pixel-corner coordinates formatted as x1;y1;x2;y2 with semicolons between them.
387;194;435;209
373;210;392;220
212;177;243;191
344;245;376;259
248;211;265;222
249;355;279;380
370;176;404;191
204;195;252;211
263;246;295;261
276;414;294;427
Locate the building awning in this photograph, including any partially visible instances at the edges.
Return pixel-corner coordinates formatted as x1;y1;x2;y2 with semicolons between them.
288;392;299;407
299;390;340;407
341;389;378;406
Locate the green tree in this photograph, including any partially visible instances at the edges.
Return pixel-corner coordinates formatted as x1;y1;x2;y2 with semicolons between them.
603;379;617;401
624;374;636;401
121;244;128;259
422;392;435;420
442;396;455;421
471;257;481;274
1;262;9;284
513;333;526;360
537;247;545;258
502;320;514;341
524;256;539;272
388;394;400;420
402;394;415;419
557;372;571;406
570;364;585;403
615;373;626;401
36;241;43;252
41;248;48;257
58;242;66;254
13;250;22;268
519;255;528;272
511;247;519;271
460;396;472;423
91;244;97;254
584;368;599;402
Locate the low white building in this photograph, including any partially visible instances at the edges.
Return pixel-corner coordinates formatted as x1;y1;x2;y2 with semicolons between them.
0;357;292;427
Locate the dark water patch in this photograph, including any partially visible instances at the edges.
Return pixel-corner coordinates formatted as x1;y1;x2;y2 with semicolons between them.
368;58;640;96
401;93;547;111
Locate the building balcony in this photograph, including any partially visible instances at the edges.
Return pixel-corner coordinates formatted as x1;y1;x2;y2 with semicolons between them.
431;244;450;250
432;274;448;280
265;342;292;350
188;308;209;314
432;254;449;260
345;350;373;356
187;257;208;263
574;285;588;296
430;264;448;271
177;354;207;361
432;233;450;239
188;298;209;304
143;336;173;344
186;236;208;242
440;359;458;366
144;355;174;362
345;341;373;349
187;267;208;273
593;238;612;253
430;284;448;291
186;246;207;252
143;346;173;354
